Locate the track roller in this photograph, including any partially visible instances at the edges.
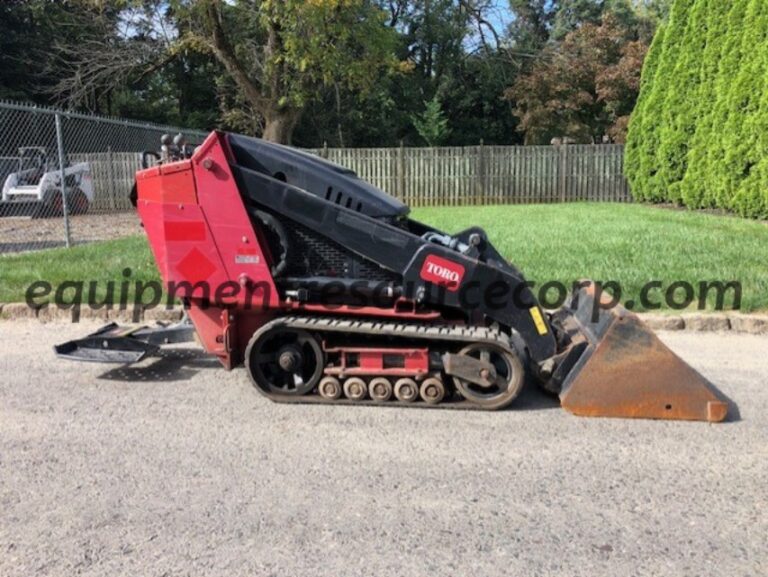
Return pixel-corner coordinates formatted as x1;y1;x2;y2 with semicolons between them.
394;378;419;403
369;377;393;402
343;377;368;401
318;376;342;400
420;377;446;405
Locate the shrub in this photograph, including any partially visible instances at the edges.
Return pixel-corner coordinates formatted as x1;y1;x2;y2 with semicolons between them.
624;22;666;201
655;0;709;204
679;0;736;208
625;0;768;218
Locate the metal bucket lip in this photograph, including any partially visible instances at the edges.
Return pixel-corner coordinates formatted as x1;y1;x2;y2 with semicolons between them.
558;282;732;423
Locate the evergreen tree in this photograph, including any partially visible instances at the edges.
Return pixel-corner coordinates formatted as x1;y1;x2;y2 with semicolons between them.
624;21;666;199
629;0;694;201
411;96;451;146
678;0;733;207
655;0;709;203
699;0;749;208
719;0;768;216
625;0;768;217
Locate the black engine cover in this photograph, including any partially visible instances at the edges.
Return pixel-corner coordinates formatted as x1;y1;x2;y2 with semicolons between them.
228;133;408;220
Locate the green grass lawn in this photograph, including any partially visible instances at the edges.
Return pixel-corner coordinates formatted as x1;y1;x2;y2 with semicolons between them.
0;235;159;305
416;203;768;312
1;203;766;311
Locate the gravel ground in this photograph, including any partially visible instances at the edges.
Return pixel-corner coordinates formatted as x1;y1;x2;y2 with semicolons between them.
0;322;766;577
0;213;141;253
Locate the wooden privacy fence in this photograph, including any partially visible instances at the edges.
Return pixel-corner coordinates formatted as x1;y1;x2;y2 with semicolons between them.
71;144;631;213
70;150;142;212
309;144;631;207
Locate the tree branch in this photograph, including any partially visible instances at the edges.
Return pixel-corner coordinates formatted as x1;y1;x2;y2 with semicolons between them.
458;0;501;51
204;0;268;113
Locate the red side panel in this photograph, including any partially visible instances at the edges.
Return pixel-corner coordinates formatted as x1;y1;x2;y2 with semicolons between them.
137;193;231;300
135;161;197;204
192;132;278;308
135;131;279;368
323;347;430;377
136;131;277;308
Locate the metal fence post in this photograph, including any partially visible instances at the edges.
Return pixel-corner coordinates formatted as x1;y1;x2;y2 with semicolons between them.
54;113;72;248
107;145;117;211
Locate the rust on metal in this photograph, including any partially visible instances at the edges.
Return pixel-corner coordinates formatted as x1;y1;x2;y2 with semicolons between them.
560;310;728;422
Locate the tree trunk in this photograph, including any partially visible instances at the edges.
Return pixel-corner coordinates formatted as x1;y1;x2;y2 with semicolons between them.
334;82;344;148
262;108;302;144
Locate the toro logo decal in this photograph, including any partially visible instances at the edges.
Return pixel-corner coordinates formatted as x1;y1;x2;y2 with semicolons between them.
420;254;465;292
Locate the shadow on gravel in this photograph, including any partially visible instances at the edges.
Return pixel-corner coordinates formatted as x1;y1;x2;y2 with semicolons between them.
92;347;742;424
510;375;743;423
97;347;220;383
511;383;561;412
711;382;741;423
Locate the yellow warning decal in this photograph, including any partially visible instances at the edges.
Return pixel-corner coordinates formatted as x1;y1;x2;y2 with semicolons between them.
529;306;549;336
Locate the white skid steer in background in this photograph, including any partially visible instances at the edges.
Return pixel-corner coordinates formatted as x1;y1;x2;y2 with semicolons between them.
0;147;93;218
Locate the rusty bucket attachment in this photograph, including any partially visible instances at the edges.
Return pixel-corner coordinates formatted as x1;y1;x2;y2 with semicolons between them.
555;284;728;423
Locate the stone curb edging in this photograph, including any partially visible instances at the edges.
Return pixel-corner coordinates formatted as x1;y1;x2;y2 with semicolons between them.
642;313;768;334
0;303;183;324
1;302;767;335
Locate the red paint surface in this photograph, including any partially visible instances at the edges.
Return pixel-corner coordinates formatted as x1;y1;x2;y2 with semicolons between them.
324;347;430;377
192;132;279;308
164;220;207;241
176;247;217;284
136;160;197;204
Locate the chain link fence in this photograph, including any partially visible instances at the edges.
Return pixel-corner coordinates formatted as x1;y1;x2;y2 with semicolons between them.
0;100;633;255
0;101;207;254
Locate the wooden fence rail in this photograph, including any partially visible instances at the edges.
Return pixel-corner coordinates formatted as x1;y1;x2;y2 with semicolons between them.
309;143;631;207
70;151;142;213
72;144;631;213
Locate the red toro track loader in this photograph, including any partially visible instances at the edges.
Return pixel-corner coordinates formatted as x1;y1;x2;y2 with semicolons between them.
57;132;728;422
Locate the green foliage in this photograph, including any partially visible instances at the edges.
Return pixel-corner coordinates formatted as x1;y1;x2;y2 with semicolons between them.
627;0;694;201
630;0;674;24
509;12;648;144
719;0;768;217
623;21;666;198
679;0;738;208
655;0;709;203
625;0;768;217
0;1;664;148
551;0;605;40
0;0;106;104
411;96;451;146
259;0;399;108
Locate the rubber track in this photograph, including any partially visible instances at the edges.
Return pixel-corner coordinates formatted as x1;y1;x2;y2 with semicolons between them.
247;315;516;410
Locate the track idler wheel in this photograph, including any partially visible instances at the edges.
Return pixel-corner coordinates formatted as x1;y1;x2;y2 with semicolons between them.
450;343;524;410
318;376;342;400
369;377;393;402
420;377;446;405
245;327;324;397
343;377;368;401
394;378;419;403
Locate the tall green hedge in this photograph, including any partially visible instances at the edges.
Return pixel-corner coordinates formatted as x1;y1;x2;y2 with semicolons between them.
625;0;768;218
